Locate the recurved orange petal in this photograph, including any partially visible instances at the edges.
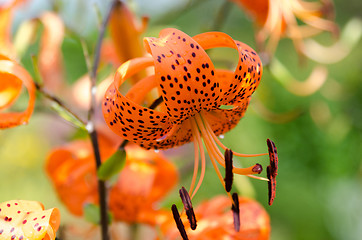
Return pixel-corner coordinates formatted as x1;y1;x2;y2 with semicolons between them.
0;200;60;240
103;58;175;149
0;58;36;129
193;32;262;106
0;73;22;110
144;28;222;124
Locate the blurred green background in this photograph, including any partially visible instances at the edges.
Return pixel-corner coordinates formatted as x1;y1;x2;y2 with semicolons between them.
0;0;361;239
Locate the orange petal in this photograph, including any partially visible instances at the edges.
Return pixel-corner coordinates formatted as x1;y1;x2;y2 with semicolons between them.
230;0;269;26
160;196;270;240
38;12;65;91
0;72;22;110
201;70;252;136
45;130;120;216
193;32;263;105
143;28;222;124
0;200;60;240
0;59;36;129
109;1;145;64
103;58;174;149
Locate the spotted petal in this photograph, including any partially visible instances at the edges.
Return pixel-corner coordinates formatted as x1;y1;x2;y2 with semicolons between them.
103;57;177;149
0;200;60;240
193;32;263;106
144;28;223;124
0;58;36;129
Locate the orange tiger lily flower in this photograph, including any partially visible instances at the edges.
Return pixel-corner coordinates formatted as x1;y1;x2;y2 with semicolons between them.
103;28;269;199
0;54;36;129
0;200;60;240
231;0;338;54
159;196;270;240
46;129;178;224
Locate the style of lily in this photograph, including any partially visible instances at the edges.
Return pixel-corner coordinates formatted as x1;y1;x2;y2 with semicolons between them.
0;200;60;240
103;28;275;201
159;195;270;240
230;0;338;55
0;54;36;129
46;128;178;225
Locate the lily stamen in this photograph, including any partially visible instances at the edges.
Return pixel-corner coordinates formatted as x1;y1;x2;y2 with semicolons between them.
179;187;197;230
171;204;189;240
189;119;206;199
224;149;234;192
195;113;263;176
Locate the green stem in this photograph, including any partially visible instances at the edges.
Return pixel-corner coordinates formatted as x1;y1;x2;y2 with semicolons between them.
87;1;118;240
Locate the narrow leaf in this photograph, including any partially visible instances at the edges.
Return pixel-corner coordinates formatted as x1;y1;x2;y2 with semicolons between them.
97;149;126;181
51;102;86;130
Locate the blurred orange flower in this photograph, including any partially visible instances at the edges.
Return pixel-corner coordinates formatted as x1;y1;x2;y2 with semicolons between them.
46;129;178;225
38;12;65;92
0;200;60;240
101;1;148;83
231;0;338;54
0;54;36;129
0;0;26;57
159;196;270;240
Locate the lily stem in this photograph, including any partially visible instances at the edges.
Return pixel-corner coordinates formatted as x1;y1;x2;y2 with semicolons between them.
87;1;118;240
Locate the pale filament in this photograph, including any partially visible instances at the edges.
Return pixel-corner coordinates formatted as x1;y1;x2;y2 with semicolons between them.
201;124;233;201
200;112;268;158
194;113;262;176
189;119;206;200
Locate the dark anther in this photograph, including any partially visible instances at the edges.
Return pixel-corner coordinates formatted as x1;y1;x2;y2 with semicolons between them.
179;187;197;230
231;192;240;232
252;163;263;174
224;149;234;192
266;138;278;176
267;166;276;206
171;204;189;240
266;139;278;205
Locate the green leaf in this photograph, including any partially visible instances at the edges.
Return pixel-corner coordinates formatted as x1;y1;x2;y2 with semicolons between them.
97;149;126;181
51;102;87;130
83;203;112;225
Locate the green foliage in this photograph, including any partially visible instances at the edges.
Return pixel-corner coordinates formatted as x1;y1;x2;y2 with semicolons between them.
84;203;112;225
97;149;126;181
